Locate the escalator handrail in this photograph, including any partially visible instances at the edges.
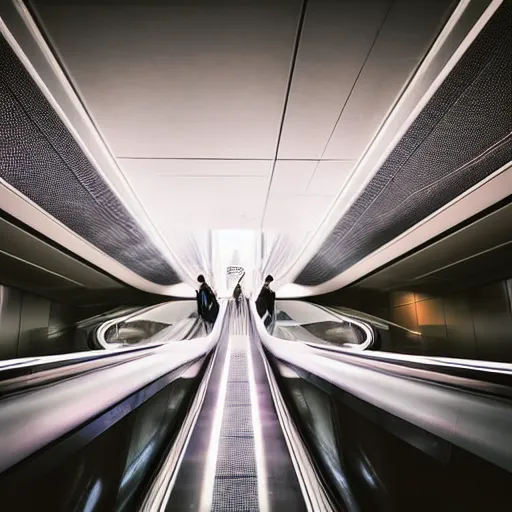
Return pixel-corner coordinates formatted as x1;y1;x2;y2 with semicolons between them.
0;301;227;475
250;301;512;474
0;302;172;379
93;300;191;349
314;302;377;347
94;311;202;350
93;305;156;349
274;300;376;351
273;303;512;384
0;340;166;386
0;303;204;388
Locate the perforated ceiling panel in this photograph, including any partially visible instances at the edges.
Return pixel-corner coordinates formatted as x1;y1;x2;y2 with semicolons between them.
0;35;179;286
296;0;512;287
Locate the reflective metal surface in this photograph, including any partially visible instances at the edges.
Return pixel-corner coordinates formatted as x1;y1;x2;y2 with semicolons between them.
253;304;512;474
271;300;375;351
166;300;307;511
96;300;205;349
0;303;226;476
254;305;512;511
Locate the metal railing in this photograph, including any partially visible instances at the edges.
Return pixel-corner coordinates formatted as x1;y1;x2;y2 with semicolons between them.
251;300;512;474
0;302;227;476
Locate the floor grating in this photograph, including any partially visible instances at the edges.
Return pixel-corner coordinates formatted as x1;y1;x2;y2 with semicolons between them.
211;330;258;511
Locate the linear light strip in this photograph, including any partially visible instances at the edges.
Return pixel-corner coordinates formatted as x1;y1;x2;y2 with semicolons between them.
199;339;231;511
246;334;269;512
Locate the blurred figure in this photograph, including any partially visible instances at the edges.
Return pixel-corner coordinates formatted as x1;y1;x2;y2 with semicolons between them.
256;275;275;326
196;274;219;323
233;283;242;308
233;271;245;309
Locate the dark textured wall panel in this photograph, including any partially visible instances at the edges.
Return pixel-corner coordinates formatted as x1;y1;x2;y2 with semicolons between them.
0;286;22;360
0;36;178;286
470;281;512;362
297;1;512;286
17;293;51;358
444;294;476;359
415;297;447;356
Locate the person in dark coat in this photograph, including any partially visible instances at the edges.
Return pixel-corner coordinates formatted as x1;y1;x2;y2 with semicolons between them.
233;271;245;308
233;283;242;305
256;275;275;325
196;274;219;323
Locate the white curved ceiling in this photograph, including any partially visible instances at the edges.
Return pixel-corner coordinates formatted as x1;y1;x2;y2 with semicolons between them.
27;0;453;234
5;0;503;296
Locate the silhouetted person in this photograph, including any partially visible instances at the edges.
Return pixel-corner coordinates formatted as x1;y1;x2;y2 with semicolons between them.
196;275;219;323
256;275;275;326
233;283;242;307
233;271;245;308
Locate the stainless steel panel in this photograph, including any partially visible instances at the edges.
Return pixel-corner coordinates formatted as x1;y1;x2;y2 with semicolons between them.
470;281;512;362
0;285;22;360
508;279;512;315
444;293;477;359
391;303;418;332
356;202;512;292
0;217;122;290
415;297;447;356
17;293;51;358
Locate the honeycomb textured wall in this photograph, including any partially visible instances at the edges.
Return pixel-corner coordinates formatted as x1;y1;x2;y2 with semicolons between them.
297;0;512;287
0;36;179;286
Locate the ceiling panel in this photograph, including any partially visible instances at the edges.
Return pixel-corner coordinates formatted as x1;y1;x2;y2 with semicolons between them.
31;0;301;159
123;172;268;230
26;0;457;275
263;194;334;231
277;0;391;160
307;160;355;195
323;0;454;160
118;158;272;178
269;160;317;195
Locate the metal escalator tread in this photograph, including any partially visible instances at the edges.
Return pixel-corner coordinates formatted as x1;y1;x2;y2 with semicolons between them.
165;301;306;511
212;334;258;511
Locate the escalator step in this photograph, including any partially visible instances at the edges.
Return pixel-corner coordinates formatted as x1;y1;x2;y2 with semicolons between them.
212;334;258;511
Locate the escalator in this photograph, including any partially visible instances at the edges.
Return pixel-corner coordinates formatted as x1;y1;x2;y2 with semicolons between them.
93;301;209;350
0;300;511;511
254;302;512;511
162;300;321;511
0;301;227;511
270;300;377;352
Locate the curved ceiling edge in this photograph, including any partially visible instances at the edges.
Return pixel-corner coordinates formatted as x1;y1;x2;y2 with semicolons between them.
272;0;501;291
277;162;512;298
295;0;511;287
0;1;195;287
0;179;194;296
0;14;185;290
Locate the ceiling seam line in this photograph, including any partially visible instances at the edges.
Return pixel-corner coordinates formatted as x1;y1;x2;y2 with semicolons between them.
117;157;355;162
117;157;274;161
317;0;395;162
304;0;394;195
150;174;269;178
259;0;309;229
